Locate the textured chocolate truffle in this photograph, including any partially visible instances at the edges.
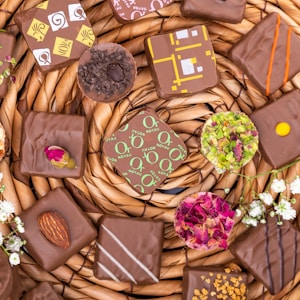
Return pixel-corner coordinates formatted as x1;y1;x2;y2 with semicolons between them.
229;217;300;295
181;0;246;24
250;89;300;169
102;109;187;194
229;13;300;96
77;43;136;103
14;0;95;73
20;111;88;178
145;25;218;99
17;188;97;271
94;214;164;285
0;32;16;98
22;282;63;300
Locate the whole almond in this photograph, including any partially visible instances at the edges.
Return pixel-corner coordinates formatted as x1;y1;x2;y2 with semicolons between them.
38;211;70;249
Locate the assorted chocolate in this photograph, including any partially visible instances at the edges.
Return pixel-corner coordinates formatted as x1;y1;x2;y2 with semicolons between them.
145;25;218;99
17;187;97;271
93;214;164;285
103;109;187;194
21;282;63;300
181;0;246;24
14;0;95;73
229;217;300;295
229;13;300;96
20;111;88;178
250;89;300;169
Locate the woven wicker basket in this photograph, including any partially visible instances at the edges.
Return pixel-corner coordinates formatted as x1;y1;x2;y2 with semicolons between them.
1;0;300;299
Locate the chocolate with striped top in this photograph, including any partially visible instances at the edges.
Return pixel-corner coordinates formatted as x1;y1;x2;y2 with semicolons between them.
229;13;300;96
94;214;164;285
229;217;300;295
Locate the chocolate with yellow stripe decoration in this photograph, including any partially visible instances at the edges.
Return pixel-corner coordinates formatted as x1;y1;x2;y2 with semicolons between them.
229;13;300;96
102;109;187;194
145;25;218;99
14;0;95;73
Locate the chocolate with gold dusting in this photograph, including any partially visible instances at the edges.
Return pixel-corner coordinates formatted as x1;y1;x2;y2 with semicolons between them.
181;0;246;24
229;217;300;295
145;25;218;99
22;282;63;300
14;0;95;73
93;214;164;285
229;13;300;96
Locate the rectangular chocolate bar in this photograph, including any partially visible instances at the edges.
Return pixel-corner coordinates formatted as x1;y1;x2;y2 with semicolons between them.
250;89;300;169
17;188;97;271
0;32;16;98
22;282;63;300
145;25;218;99
182;266;248;300
181;0;246;24
20;111;88;178
108;0;175;24
229;217;300;295
93;214;164;285
102;109;187;194
229;13;300;96
14;0;95;73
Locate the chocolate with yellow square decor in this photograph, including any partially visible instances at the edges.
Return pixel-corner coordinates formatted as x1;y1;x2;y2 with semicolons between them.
145;25;218;99
14;0;95;73
102;110;187;194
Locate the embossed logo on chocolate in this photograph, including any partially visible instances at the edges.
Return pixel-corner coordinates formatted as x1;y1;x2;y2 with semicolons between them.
33;48;52;66
103;110;187;194
27;18;50;42
48;11;69;32
68;3;87;21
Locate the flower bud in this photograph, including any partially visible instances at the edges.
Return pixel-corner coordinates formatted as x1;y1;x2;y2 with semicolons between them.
44;146;77;169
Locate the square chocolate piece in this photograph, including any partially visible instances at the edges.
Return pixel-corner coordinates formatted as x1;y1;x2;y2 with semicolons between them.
145;25;218;99
20;111;88;178
182;266;248;300
94;214;164;285
17;187;97;271
102;109;187;194
250;89;300;169
22;282;63;300
14;0;95;73
229;217;300;295
229;13;300;96
108;0;175;24
181;0;246;24
0;32;16;98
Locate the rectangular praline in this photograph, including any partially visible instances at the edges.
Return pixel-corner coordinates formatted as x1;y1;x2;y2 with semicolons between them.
229;217;300;295
20;111;88;178
229;13;300;96
180;0;246;24
17;187;97;271
22;282;63;300
93;214;164;285
14;0;95;73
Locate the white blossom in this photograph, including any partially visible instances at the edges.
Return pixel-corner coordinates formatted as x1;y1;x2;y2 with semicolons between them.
0;200;15;216
0;211;8;222
215;166;226;174
290;176;300;194
259;192;273;206
271;179;286;193
0;232;3;246
275;199;296;220
14;216;21;225
17;224;25;233
5;235;23;252
248;200;265;218
242;216;258;227
235;209;242;217
9;252;20;266
0;172;3;181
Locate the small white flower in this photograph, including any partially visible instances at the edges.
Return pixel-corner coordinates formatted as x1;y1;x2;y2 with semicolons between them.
0;172;3;181
17;224;25;233
5;235;23;252
260;219;266;224
259;192;273;206
14;216;21;225
224;188;230;194
290;176;300;194
235;209;242;217
0;200;15;216
242;216;258;227
0;211;8;222
271;179;286;193
215;166;226;174
248;200;265;218
9;252;20;266
275;199;296;220
0;232;3;246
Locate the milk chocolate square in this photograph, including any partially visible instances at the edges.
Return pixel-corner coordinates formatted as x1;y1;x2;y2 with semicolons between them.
182;266;248;300
102;109;187;194
229;13;300;96
17;188;97;271
250;89;300;169
181;0;246;23
22;282;63;300
0;32;16;98
145;25;218;99
108;0;175;24
20;111;88;178
229;217;300;295
14;0;95;73
94;214;164;285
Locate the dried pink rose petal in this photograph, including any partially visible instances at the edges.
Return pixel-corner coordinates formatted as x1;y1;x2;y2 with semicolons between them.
44;146;77;169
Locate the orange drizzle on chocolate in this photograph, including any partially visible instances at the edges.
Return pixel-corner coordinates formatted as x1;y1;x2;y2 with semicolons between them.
266;14;281;96
283;27;292;86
